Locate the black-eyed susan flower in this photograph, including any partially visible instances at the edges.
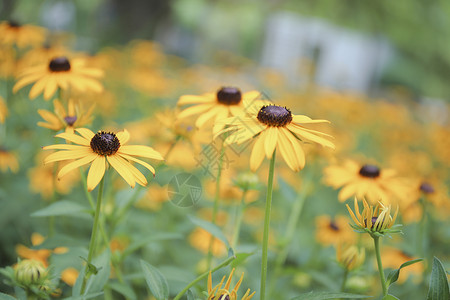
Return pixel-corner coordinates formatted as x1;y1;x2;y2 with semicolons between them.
214;103;335;171
324;159;409;204
177;87;261;130
346;198;400;236
38;99;94;133
315;215;356;246
207;268;255;300
43;128;164;191
336;243;365;271
0;21;46;49
0;148;19;173
13;56;103;100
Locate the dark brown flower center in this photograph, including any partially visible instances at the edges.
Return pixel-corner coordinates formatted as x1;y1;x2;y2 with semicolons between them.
90;131;120;156
329;221;340;231
359;164;380;178
257;105;292;127
64;116;77;126
8;20;20;28
49;57;71;72
216;87;242;105
419;182;435;194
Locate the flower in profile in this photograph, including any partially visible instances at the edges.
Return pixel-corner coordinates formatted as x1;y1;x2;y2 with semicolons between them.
215;103;334;171
38;99;94;133
43;128;164;191
0;96;8;123
336;243;365;271
177;87;261;130
346;198;400;236
0;147;19;173
207;268;255;300
315;215;356;246
13;56;103;100
323;159;408;203
0;21;46;49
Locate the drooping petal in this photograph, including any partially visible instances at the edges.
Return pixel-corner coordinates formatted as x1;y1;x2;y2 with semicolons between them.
58;154;97;179
277;129;300;171
281;128;305;170
107;155;135;188
264;127;278;158
118;153;156;176
118;145;164;160
250;134;265;172
287;124;335;149
87;156;106;191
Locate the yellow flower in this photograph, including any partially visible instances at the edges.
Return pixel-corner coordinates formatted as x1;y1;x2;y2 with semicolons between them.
60;268;79;286
0;148;19;173
16;233;68;268
188;227;226;257
346;198;400;236
324;159;409;204
207;268;255;300
315;215;356;246
43;128;164;191
215;103;334;171
0;96;8;123
0;21;46;49
336;243;365;271
177;87;262;130
38;99;94;133
13;56;103;100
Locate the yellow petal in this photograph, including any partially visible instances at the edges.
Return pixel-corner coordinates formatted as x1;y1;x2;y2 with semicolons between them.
264;127;278;158
58;154;97;179
177;103;214;120
116;129;130;145
56;132;90;146
118;153;155;175
87;156;106;191
281;128;305;169
75;128;95;141
287;124;335;149
106;155;135;188
43;77;58;100
29;76;49;99
44;149;92;164
177;94;215;105
119;145;164;160
250;135;265;172
277;129;300;171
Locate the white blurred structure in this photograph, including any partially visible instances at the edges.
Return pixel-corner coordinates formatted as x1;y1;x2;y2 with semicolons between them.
261;12;393;92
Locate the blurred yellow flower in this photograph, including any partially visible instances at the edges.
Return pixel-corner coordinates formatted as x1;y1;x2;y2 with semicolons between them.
0;96;8;123
315;215;356;246
38;99;94;133
0;148;19;173
381;248;423;284
0;21;46;49
13;56;103;100
207;268;255;300
16;233;68;268
188;227;226;257
336;243;365;271
43;128;164;191
60;268;79;287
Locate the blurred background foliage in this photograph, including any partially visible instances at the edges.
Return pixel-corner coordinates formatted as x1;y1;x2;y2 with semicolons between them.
1;0;450;101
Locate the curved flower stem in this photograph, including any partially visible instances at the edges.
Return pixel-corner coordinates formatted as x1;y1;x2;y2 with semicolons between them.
340;268;349;292
260;150;276;300
80;177;105;295
373;236;388;296
231;189;248;248
173;255;235;300
206;144;225;270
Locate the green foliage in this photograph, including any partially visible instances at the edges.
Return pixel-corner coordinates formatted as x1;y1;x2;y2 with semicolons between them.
427;257;450;300
291;291;372;299
386;258;423;287
140;260;170;300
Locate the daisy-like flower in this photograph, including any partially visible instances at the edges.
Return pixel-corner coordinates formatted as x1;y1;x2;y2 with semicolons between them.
207;268;255;300
214;103;335;171
13;56;103;100
177;87;261;130
43;128;164;191
0;21;46;49
38;99;94;133
315;215;356;246
346;198;400;236
324;159;409;203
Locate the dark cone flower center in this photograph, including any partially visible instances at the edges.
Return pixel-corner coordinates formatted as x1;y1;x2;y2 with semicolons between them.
64;116;77;126
49;57;71;72
419;182;435;194
90;131;120;156
216;87;242;105
329;221;340;231
359;164;380;178
257;105;292;127
8;20;21;28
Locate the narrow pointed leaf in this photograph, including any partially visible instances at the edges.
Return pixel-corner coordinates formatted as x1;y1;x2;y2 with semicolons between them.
386;258;423;287
140;260;169;300
427;257;450;300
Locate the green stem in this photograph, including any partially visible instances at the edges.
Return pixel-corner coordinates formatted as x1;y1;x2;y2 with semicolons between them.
260;150;276;300
206;145;225;270
80;177;105;295
340;269;349;292
373;236;388;296
173;255;235;300
231;189;248;248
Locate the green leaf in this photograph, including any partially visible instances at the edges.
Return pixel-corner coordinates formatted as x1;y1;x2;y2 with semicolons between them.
122;233;182;258
427;257;450;300
108;282;137;300
188;215;230;249
290;291;371;300
72;250;111;296
0;292;17;300
31;200;91;218
230;252;253;269
386;258;423;287
63;292;104;299
186;289;194;300
140;260;169;300
382;295;399;300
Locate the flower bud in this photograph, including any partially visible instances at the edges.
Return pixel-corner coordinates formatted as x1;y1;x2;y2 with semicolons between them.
14;259;47;286
336;243;365;271
234;171;259;191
